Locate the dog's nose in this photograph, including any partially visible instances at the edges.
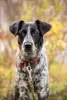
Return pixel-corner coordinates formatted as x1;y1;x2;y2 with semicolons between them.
24;42;32;51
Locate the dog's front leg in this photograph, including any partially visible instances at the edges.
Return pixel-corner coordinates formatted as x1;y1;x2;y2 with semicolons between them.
18;71;30;100
36;80;49;100
11;86;19;100
19;86;30;100
33;70;49;100
12;86;30;100
37;88;49;100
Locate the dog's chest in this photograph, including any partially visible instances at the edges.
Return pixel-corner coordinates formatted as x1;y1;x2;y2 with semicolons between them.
16;62;41;86
15;49;48;90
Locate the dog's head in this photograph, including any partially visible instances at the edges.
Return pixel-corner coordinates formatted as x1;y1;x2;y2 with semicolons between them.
9;20;51;59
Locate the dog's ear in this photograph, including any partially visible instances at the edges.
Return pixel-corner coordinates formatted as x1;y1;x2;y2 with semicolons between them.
35;20;51;35
9;20;24;36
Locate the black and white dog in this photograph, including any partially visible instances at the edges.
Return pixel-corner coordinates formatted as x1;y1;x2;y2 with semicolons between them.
9;20;51;100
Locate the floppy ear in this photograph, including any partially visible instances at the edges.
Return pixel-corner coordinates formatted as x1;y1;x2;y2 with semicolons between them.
9;20;24;36
35;20;51;35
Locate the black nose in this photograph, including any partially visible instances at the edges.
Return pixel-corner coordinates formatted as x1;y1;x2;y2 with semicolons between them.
24;42;32;51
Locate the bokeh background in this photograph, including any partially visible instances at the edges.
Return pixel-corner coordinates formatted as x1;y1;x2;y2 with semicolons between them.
0;0;67;100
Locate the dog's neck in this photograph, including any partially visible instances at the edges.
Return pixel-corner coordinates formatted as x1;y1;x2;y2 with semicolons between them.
16;49;40;69
19;56;40;69
16;47;46;69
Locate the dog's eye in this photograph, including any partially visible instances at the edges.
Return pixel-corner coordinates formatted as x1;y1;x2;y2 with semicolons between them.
18;30;26;38
22;30;27;34
19;29;27;34
20;30;27;37
31;29;36;33
31;29;39;36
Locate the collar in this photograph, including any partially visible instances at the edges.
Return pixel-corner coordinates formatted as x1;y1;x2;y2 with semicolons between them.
19;57;39;68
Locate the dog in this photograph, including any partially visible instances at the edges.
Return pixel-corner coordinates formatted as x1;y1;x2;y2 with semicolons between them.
9;20;51;100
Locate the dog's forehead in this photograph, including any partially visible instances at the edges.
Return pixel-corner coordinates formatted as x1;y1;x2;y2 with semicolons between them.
22;22;37;30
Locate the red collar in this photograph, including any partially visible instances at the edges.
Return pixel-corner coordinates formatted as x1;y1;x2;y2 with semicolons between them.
19;57;39;68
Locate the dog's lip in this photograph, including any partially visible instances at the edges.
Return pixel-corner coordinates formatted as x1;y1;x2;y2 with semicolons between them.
24;51;33;56
25;48;33;53
25;51;32;54
25;49;32;53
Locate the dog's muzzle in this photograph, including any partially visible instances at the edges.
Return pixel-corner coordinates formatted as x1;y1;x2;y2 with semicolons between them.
24;42;32;52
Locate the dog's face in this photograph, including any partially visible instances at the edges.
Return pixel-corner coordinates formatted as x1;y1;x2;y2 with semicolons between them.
9;20;51;59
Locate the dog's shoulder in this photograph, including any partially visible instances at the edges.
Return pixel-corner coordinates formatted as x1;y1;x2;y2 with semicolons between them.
16;49;21;67
40;45;48;64
38;46;48;73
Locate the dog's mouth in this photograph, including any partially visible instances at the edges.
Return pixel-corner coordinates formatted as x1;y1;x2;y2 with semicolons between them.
24;52;32;59
24;51;34;58
21;49;38;60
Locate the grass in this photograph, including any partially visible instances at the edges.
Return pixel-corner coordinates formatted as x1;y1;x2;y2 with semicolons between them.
49;82;67;100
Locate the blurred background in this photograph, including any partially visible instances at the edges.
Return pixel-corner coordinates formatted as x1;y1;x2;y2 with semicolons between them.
0;0;67;100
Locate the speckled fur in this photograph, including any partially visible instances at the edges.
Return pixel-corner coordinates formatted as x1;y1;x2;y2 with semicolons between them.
9;20;51;100
13;47;49;100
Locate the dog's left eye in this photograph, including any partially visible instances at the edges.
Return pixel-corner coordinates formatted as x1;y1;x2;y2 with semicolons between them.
31;29;39;36
31;29;35;33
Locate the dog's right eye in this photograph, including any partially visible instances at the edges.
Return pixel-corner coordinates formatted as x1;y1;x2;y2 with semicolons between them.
19;29;27;34
19;30;27;37
22;30;27;34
